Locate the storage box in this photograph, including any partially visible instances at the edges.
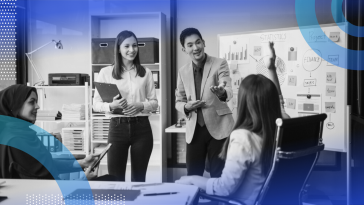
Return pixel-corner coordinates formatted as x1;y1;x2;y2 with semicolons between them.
92;38;115;64
91;38;159;65
138;38;159;64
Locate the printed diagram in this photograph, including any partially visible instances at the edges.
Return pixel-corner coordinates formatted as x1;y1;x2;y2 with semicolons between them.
255;55;287;85
302;49;322;77
219;35;249;64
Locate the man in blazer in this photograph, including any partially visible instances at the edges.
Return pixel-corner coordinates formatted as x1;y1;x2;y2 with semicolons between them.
175;28;234;177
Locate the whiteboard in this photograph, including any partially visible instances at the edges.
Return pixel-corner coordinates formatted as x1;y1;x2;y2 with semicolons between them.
218;23;348;152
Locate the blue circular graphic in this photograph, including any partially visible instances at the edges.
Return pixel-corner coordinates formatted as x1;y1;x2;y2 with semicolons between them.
295;0;364;70
0;115;95;204
331;0;364;37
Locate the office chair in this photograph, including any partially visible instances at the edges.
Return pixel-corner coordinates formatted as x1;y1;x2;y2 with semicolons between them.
198;114;327;205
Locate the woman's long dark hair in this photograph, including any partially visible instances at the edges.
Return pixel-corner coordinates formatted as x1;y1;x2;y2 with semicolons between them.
220;74;282;176
112;30;146;79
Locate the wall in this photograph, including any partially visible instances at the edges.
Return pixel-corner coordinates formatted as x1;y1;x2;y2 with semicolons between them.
28;0;171;85
27;0;90;85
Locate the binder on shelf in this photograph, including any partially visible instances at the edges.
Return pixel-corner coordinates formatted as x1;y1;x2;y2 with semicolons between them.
52;132;63;152
152;71;159;89
42;135;49;151
49;136;55;152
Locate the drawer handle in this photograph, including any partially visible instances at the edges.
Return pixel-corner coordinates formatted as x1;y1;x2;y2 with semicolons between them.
138;43;145;47
99;43;108;47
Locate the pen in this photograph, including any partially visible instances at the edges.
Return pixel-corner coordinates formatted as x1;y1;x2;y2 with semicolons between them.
131;183;163;188
185;196;190;205
144;192;178;196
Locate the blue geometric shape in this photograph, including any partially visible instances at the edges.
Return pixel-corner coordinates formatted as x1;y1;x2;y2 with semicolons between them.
0;115;95;205
295;0;364;70
331;0;364;37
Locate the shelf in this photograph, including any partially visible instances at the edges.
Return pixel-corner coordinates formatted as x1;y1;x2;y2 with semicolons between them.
165;124;186;133
69;151;87;155
92;140;161;145
92;114;160;119
142;63;159;66
92;64;111;66
92;140;108;143
100;162;161;166
91;116;107;119
35;86;89;89
92;63;159;66
36;119;88;123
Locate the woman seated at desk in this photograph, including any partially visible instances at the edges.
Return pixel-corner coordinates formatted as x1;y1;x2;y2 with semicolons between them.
176;42;288;204
0;84;98;180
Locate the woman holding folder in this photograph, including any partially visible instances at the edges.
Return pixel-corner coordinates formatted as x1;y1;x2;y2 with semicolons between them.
93;30;158;182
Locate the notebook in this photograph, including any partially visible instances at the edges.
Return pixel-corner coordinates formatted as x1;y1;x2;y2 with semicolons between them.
94;82;124;115
64;189;141;201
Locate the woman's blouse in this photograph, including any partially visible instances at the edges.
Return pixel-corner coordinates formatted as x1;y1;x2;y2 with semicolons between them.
206;129;265;205
93;65;158;114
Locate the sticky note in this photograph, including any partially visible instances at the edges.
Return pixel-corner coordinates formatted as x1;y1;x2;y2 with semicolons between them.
325;102;336;113
286;98;296;109
329;32;340;42
303;79;317;87
288;47;297;61
326;72;336;83
326;85;336;97
327;55;339;66
287;76;297;86
254;46;261;56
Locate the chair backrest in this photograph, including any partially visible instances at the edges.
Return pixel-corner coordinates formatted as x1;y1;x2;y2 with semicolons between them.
255;113;327;205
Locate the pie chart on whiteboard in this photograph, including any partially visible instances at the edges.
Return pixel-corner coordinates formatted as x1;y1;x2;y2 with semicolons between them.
256;56;287;86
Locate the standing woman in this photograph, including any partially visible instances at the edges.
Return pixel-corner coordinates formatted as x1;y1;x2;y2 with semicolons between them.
93;30;158;182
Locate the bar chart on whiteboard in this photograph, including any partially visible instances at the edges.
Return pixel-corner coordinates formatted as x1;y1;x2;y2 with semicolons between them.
219;36;250;64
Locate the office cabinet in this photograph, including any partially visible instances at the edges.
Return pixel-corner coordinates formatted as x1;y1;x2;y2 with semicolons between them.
34;84;90;156
89;12;169;182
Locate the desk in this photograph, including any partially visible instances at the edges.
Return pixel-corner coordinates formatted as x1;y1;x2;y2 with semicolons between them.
165;125;187;165
165;124;186;133
0;179;198;205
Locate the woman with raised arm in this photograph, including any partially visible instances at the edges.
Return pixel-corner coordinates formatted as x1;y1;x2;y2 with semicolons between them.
176;42;288;204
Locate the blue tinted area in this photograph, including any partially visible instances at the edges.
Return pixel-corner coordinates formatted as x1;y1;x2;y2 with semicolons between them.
0;115;94;204
296;0;364;70
331;0;364;37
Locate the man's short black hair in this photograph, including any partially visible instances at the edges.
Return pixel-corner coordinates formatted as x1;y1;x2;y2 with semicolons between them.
180;28;204;47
